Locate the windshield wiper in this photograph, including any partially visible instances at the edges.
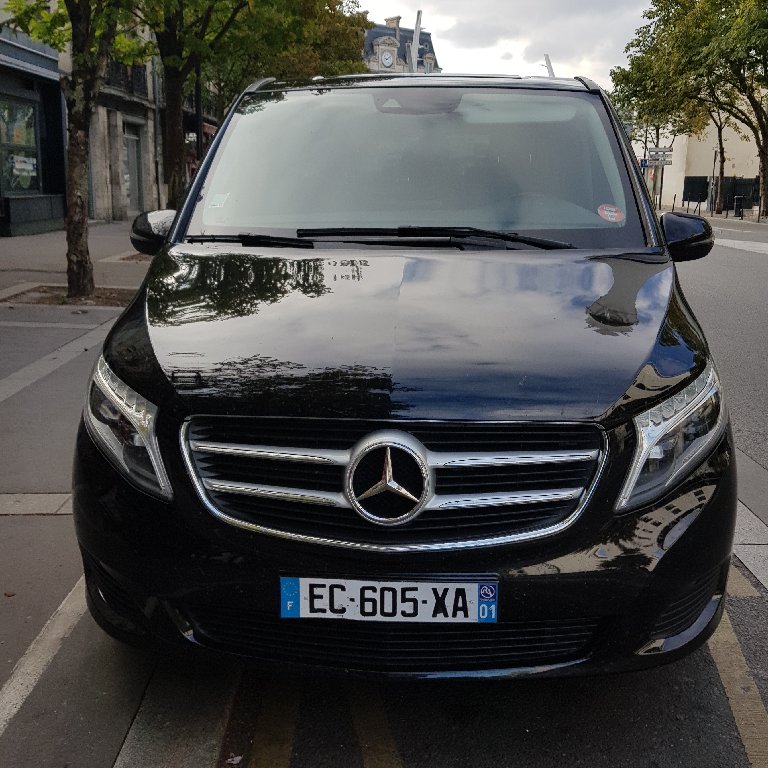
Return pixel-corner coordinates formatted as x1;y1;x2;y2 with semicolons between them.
295;226;575;250
185;233;314;249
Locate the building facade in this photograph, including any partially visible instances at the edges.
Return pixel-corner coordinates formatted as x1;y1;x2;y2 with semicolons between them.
82;56;166;221
645;123;761;213
0;18;66;236
364;16;441;74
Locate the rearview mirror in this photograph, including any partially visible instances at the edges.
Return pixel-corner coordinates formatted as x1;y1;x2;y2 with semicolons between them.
659;212;713;262
130;210;177;256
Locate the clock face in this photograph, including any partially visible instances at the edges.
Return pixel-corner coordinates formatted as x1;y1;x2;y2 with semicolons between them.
381;51;394;68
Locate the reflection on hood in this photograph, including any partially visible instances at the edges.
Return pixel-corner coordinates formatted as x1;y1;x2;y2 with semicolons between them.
140;247;702;421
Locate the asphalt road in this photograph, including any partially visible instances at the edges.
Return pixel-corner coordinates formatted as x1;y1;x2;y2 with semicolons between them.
676;221;768;471
0;219;767;768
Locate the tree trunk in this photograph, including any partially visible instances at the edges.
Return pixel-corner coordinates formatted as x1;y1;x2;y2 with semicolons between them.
164;67;187;209
65;110;94;298
716;126;725;215
759;147;768;218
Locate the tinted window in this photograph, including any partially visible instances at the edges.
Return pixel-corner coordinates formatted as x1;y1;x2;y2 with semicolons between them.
188;86;645;249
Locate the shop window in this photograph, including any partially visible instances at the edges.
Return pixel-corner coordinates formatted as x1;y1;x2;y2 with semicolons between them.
0;98;40;194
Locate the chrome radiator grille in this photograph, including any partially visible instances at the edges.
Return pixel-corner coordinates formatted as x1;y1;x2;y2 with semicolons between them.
182;417;605;551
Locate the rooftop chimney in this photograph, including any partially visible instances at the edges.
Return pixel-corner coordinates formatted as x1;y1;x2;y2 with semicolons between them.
385;16;401;40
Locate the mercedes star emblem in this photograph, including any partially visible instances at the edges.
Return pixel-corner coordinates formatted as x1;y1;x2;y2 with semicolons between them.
345;431;433;526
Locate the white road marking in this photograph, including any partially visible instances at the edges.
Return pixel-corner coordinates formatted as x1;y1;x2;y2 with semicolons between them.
0;320;113;404
0;577;86;739
0;321;99;330
715;238;768;254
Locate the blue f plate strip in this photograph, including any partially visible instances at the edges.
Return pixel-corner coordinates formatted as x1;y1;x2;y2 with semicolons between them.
280;576;301;618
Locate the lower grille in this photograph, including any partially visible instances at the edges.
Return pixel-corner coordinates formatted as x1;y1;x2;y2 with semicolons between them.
85;556;141;618
183;597;601;672
651;567;723;639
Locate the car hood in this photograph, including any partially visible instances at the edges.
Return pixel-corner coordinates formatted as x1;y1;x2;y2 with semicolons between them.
139;245;703;422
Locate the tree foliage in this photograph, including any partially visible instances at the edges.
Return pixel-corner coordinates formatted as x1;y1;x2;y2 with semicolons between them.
3;0;374;267
203;0;370;122
133;0;370;208
129;0;250;208
614;0;768;214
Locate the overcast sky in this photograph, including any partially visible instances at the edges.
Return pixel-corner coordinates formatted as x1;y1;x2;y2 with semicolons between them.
360;1;649;89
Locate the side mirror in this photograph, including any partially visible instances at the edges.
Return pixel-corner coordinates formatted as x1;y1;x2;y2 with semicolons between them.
659;212;714;262
130;210;177;256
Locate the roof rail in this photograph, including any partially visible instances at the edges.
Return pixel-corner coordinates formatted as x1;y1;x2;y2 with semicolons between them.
574;76;601;94
244;77;276;93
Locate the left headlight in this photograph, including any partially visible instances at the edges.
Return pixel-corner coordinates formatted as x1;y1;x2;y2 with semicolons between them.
616;363;726;511
83;356;172;500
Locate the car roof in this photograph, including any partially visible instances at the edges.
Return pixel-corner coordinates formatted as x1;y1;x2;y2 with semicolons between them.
244;73;600;94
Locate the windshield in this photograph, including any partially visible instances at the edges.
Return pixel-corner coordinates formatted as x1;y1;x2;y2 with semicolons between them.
187;86;646;249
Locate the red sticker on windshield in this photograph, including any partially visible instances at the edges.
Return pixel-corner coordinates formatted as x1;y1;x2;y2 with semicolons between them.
598;204;625;223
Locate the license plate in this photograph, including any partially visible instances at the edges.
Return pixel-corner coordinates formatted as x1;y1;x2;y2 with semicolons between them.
280;577;498;623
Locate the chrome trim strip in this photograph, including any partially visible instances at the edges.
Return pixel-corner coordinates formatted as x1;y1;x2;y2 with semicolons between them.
428;450;599;468
180;420;609;553
203;479;580;512
189;439;597;469
190;440;349;465
202;479;345;508
426;488;581;511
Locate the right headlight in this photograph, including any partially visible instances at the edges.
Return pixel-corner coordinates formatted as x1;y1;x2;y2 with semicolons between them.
83;356;172;500
616;363;726;511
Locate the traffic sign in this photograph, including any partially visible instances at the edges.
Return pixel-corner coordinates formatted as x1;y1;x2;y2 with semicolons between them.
649;146;673;154
640;158;672;167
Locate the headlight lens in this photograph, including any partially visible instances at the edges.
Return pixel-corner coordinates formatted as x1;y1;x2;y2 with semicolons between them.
84;356;172;500
616;364;726;510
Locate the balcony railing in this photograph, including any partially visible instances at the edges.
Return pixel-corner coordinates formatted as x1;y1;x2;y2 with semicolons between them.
105;60;148;98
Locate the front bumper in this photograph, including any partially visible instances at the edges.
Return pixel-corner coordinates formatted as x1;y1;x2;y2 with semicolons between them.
73;420;737;678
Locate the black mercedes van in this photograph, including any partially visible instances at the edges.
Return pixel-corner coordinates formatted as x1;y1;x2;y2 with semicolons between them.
73;74;736;677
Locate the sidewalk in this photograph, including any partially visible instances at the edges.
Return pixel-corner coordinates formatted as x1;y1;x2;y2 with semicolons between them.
661;203;767;226
0;221;147;294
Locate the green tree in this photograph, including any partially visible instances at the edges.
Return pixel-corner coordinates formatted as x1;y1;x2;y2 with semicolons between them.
3;0;145;297
617;0;768;215
133;0;370;203
131;0;250;209
203;0;372;146
696;0;768;215
203;0;370;123
610;1;709;204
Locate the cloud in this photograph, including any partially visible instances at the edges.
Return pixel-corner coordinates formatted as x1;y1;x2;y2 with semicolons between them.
361;0;649;84
440;19;519;49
